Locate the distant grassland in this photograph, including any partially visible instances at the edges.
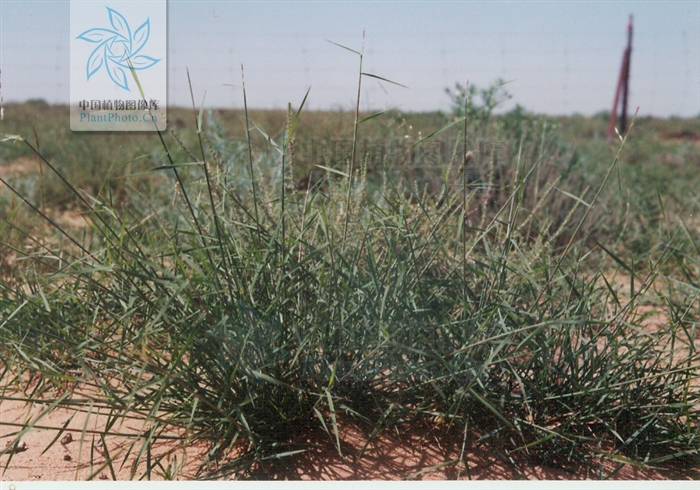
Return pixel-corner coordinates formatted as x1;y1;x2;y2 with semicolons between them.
2;101;700;260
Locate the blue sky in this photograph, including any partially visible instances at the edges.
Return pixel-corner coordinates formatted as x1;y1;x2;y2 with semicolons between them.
1;1;699;116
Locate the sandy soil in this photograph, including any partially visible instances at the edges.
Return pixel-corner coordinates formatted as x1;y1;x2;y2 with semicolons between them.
1;391;698;481
0;157;41;180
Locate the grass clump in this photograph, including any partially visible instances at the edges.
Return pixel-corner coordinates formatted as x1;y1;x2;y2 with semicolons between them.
1;76;699;480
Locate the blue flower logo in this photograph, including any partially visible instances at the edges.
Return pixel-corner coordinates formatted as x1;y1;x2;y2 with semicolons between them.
76;7;160;91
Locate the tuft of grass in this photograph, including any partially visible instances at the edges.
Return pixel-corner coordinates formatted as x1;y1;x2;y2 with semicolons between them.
1;72;699;479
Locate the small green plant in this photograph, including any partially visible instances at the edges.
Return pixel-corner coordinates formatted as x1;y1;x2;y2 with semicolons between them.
445;78;513;124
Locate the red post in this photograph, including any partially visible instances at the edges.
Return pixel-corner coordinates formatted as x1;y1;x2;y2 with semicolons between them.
606;15;634;140
620;15;633;134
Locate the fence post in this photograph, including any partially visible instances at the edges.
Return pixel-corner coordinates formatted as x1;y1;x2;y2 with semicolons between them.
607;15;634;140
